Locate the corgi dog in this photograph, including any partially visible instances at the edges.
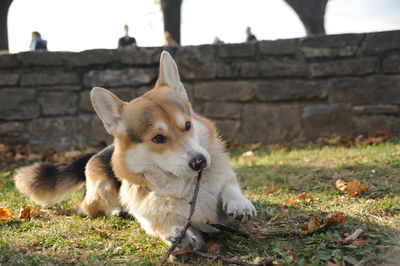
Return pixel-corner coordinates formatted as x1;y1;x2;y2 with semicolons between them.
14;51;256;250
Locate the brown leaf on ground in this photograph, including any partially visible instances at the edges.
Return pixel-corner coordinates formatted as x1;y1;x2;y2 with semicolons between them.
0;181;4;190
326;262;342;266
0;207;13;220
169;249;193;256
265;184;276;194
352;240;370;246
207;242;221;252
326;237;345;244
18;204;39;219
307;217;321;233
335;179;366;196
285;192;314;205
344;228;365;242
279;209;290;218
324;213;346;226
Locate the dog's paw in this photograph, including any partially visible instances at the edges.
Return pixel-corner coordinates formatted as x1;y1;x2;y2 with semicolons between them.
166;227;203;251
223;196;256;221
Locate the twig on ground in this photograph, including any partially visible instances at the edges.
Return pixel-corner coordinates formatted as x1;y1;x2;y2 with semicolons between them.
158;171;203;266
210;223;302;239
193;250;274;266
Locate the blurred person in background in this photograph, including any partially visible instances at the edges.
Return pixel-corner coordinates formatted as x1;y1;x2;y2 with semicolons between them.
30;31;47;51
245;26;257;42
118;24;137;49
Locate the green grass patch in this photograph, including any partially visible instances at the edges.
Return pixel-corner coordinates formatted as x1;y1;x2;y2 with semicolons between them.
1;141;399;265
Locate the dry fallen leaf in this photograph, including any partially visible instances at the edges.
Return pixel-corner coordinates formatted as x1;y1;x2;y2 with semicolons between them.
285;192;314;205
324;213;346;226
346;180;366;196
0;181;4;190
241;150;254;158
279;209;290;218
335;179;366;197
0;207;13;220
207;242;221;252
307;217;321;233
352;240;370;246
265;184;276;194
169;249;193;256
345;228;365;242
18;204;39;219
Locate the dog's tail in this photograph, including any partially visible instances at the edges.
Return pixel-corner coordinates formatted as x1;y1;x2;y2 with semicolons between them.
14;153;96;205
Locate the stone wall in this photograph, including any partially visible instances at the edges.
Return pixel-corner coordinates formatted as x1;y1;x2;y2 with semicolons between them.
1;30;400;151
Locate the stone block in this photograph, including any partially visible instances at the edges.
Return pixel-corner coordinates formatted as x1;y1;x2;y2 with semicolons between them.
0;54;18;68
66;49;117;66
21;72;80;86
259;38;298;56
329;76;400;105
0;89;40;120
213;119;241;141
300;33;363;58
80;114;113;148
36;85;81;91
217;63;240;78
118;47;163;65
255;80;328;102
259;59;309;78
38;91;78;115
353;115;400;134
16;51;72;66
0;73;19;86
310;58;377;77
0;121;31;146
194;81;255;102
382;52;400;73
217;43;257;58
79;91;93;113
302;104;352;139
28;117;87;151
84;68;156;87
203;102;242;119
362;30;400;54
175;45;217;79
353;105;398;115
238;104;301;144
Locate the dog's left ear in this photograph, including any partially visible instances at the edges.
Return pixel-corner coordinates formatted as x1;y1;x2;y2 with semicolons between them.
156;51;187;98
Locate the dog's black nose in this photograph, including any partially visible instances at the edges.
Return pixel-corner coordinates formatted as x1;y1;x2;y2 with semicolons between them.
189;154;207;171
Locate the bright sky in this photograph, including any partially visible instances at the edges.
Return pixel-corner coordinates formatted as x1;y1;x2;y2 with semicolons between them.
8;0;400;53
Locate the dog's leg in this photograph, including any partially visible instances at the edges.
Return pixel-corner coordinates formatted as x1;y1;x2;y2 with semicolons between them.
220;177;256;221
79;156;121;218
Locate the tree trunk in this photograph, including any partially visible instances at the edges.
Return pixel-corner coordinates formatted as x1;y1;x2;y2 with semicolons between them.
284;0;328;36
0;0;13;51
160;0;182;44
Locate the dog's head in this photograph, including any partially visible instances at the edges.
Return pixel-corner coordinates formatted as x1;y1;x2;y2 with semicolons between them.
90;52;211;182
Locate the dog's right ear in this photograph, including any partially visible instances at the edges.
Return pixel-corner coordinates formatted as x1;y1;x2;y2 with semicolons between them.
90;87;125;136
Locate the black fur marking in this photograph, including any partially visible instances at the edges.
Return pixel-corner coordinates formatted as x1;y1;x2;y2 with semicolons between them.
35;153;96;191
127;129;143;143
164;98;190;115
127;106;154;143
96;145;121;191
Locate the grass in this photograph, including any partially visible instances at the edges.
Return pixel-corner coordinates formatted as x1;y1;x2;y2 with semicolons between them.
1;140;400;265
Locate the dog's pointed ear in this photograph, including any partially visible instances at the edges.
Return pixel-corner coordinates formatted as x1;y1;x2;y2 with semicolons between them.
156;51;187;98
90;87;125;136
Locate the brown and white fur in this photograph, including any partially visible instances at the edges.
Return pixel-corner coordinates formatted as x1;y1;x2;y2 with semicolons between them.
14;51;256;250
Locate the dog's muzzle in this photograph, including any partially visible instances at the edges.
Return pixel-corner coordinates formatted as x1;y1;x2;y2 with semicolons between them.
188;154;207;171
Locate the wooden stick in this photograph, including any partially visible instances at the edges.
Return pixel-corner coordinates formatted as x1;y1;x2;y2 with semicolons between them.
210;223;302;239
193;250;274;266
158;170;203;265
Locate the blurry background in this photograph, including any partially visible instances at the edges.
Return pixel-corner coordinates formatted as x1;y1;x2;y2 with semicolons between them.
5;0;400;53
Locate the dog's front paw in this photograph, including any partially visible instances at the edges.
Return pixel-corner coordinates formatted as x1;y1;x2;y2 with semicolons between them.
223;196;256;221
166;227;203;251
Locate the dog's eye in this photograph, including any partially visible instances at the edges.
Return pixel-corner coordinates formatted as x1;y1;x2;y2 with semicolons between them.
152;135;167;144
185;121;191;131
